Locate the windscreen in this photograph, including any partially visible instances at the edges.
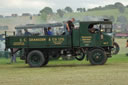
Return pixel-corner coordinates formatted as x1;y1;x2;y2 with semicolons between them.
91;24;112;33
100;24;112;33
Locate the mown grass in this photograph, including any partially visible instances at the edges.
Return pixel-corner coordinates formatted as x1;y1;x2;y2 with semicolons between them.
0;54;128;85
115;38;128;54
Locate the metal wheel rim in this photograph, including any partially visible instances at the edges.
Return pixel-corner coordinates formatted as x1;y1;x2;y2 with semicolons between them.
30;53;41;64
92;51;104;63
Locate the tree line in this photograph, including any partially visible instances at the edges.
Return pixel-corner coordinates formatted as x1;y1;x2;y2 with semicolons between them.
39;2;127;21
40;6;87;20
88;2;126;13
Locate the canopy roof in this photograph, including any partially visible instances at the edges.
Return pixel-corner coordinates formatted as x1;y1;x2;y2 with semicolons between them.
15;23;63;29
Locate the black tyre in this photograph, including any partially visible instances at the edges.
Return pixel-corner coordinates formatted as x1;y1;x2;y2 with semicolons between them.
88;49;107;65
75;52;85;61
27;50;46;67
111;42;120;55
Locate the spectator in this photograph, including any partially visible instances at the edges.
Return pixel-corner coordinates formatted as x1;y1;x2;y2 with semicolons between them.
8;48;17;64
10;54;16;63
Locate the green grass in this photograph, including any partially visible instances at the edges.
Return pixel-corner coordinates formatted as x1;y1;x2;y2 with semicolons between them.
0;54;128;85
115;38;128;54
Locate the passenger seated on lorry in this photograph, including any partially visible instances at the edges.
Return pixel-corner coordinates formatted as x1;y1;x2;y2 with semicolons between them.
24;29;32;36
47;27;53;35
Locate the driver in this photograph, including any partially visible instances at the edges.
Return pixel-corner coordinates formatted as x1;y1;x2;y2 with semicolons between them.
88;24;96;33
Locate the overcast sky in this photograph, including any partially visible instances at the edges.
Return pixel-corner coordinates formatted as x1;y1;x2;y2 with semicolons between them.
0;0;128;16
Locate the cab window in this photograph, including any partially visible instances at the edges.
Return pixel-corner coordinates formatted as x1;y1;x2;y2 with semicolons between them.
88;24;100;33
101;24;112;33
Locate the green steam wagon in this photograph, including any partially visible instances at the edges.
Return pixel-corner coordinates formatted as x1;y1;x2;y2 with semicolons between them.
5;20;114;67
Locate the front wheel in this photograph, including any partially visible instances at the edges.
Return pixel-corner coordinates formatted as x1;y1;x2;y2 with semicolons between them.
27;50;46;67
88;49;107;65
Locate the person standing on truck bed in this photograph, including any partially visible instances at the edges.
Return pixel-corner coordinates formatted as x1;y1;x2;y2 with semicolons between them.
66;18;75;35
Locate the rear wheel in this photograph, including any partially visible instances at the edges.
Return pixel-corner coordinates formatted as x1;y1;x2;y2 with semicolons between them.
88;49;107;65
27;50;46;67
75;52;85;61
112;42;120;55
74;48;85;61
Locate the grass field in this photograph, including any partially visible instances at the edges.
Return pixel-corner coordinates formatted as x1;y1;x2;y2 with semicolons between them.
0;55;128;85
0;38;128;85
115;38;128;54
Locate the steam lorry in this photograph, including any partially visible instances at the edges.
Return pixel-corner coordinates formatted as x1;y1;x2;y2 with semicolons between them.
5;20;115;67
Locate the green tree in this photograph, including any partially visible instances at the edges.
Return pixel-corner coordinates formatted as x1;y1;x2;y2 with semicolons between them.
114;2;125;13
57;9;65;18
65;6;73;13
40;7;53;15
77;8;80;12
77;8;86;12
79;8;83;12
40;7;53;21
83;8;86;12
77;8;82;12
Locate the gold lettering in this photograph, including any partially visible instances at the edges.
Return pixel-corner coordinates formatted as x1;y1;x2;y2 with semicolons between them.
29;38;46;42
82;39;91;41
81;36;92;38
13;42;24;45
81;36;92;44
49;38;51;41
103;42;108;44
52;38;65;45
